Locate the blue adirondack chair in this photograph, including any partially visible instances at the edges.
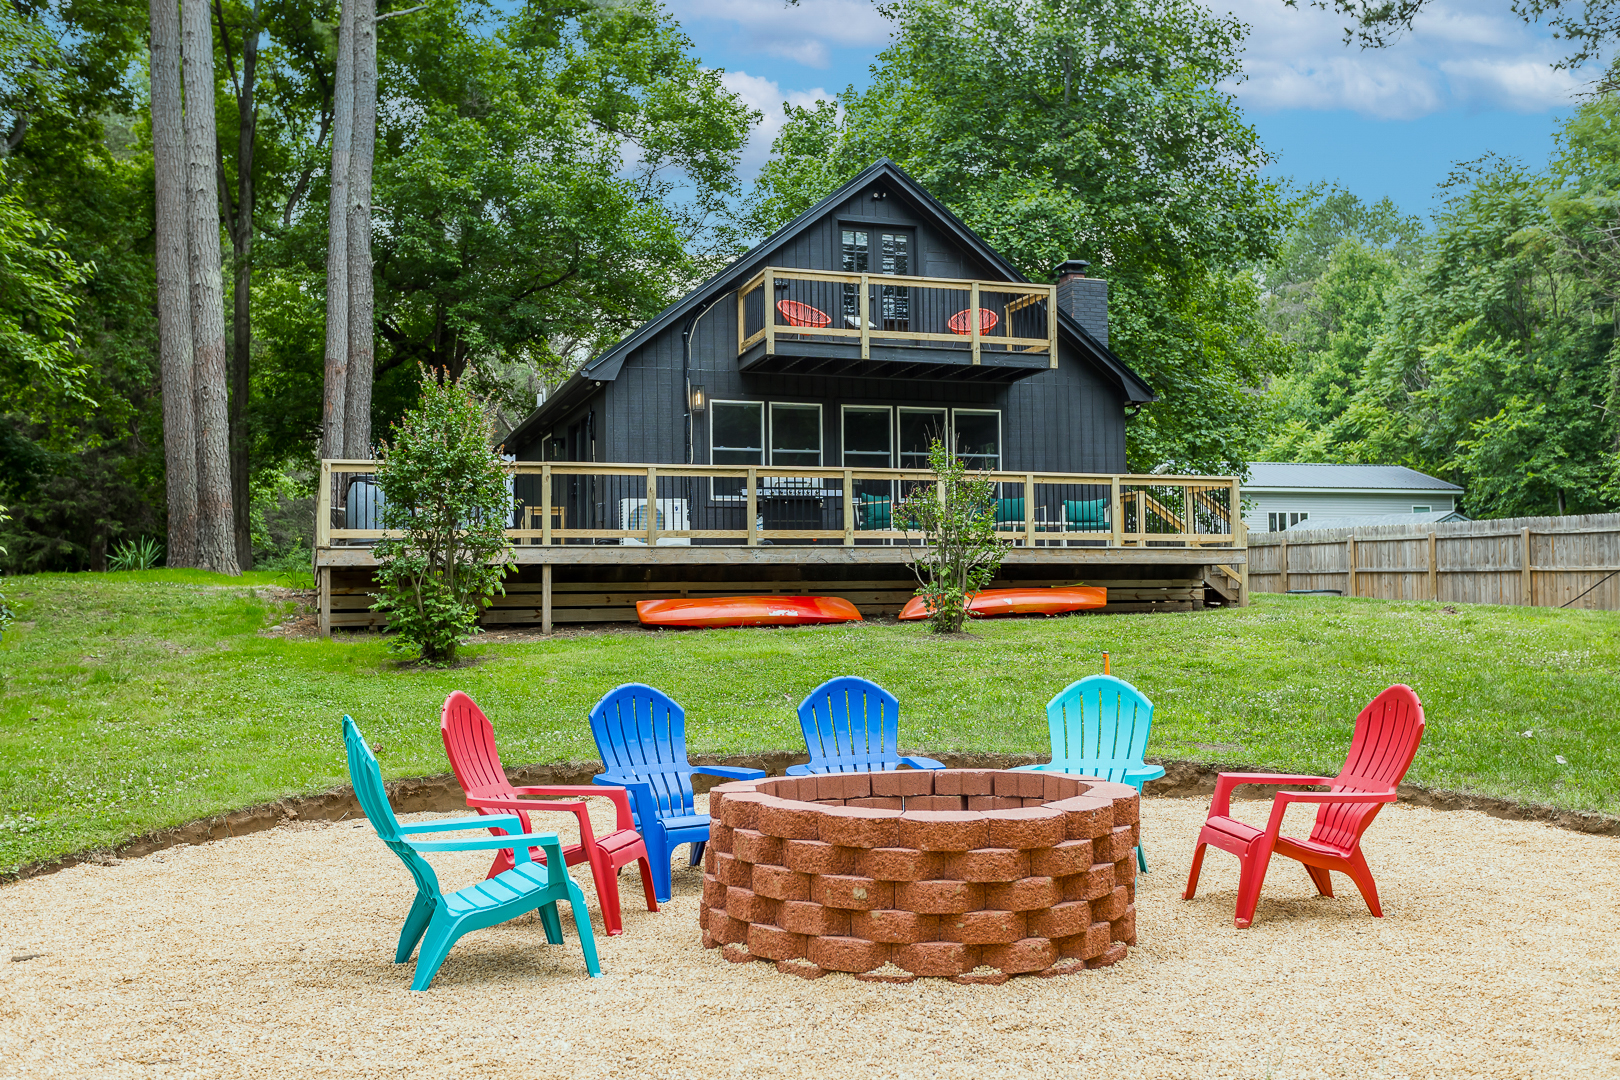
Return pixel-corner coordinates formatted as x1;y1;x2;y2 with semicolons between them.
588;684;766;903
1012;675;1165;871
788;676;946;775
343;716;600;989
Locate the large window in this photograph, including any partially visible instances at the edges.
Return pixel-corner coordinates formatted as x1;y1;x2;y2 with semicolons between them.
712;401;764;466
770;403;822;467
898;408;947;470
841;406;892;468
711;401;763;497
952;409;1001;472
841;227;912;330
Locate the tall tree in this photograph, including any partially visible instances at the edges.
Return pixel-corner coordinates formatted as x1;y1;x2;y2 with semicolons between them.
342;0;375;458
745;0;1288;473
148;0;198;566
214;0;258;566
181;0;238;573
320;0;354;462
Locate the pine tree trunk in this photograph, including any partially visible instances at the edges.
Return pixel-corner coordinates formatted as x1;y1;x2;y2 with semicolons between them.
343;0;376;459
321;0;356;462
229;3;258;569
181;0;239;575
149;0;198;569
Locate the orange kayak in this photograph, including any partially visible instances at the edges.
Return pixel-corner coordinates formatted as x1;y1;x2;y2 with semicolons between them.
898;586;1107;620
636;595;863;628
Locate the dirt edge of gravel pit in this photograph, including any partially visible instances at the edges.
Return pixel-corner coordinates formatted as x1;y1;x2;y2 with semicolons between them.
9;751;1618;885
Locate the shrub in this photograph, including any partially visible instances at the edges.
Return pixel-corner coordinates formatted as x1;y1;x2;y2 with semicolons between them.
895;440;1008;633
370;375;516;664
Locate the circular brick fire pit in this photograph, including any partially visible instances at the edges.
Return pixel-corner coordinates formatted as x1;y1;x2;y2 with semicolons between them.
700;769;1140;984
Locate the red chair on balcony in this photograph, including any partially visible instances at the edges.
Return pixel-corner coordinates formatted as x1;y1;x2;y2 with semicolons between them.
776;300;831;328
1183;684;1425;928
440;691;658;936
948;308;999;335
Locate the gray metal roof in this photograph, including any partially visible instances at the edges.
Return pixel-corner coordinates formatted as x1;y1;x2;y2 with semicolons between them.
1274;510;1470;533
1245;462;1463;493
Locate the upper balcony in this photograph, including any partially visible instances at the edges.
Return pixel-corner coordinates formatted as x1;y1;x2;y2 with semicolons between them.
737;268;1057;383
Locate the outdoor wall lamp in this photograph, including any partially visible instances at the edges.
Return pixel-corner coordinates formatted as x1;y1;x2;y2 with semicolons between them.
690;384;707;413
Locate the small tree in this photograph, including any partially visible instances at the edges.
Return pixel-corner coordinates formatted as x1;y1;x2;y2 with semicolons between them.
895;441;1008;633
370;375;515;664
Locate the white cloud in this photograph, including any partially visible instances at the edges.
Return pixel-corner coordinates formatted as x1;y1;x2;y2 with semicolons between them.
720;70;833;174
669;0;889;69
1215;0;1588;118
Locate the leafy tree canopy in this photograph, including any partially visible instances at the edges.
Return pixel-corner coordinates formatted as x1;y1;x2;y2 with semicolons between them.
742;0;1291;473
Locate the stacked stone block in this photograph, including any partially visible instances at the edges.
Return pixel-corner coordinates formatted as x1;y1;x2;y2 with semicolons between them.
699;769;1139;984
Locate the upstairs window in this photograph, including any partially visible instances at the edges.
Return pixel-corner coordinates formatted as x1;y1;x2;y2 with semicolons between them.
712;401;764;466
842;228;912;330
1267;511;1309;532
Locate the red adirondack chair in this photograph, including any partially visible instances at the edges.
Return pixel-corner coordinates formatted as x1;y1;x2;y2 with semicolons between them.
440;692;658;936
1183;684;1425;928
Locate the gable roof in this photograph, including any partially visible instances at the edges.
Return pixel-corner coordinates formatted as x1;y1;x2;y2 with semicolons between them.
1245;462;1463;494
506;159;1154;447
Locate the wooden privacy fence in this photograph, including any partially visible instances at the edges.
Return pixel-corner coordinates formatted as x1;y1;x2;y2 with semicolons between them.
1247;513;1620;610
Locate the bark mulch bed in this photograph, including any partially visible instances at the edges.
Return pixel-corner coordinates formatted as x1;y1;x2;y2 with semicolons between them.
1;795;1615;1078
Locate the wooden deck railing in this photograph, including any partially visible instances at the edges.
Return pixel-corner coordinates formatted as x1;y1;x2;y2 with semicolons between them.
317;460;1241;549
738;267;1058;367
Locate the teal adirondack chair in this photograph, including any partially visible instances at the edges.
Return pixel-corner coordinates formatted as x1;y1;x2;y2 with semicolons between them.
1012;676;1165;871
343;716;600;989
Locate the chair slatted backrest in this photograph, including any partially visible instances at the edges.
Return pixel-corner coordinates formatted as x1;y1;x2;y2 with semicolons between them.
441;691;533;832
589;684;697;820
342;716;442;899
1312;684;1426;852
798;677;904;773
1045;675;1154;782
441;692;515;798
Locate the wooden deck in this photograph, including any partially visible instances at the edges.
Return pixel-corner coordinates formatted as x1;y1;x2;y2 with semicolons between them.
314;460;1248;632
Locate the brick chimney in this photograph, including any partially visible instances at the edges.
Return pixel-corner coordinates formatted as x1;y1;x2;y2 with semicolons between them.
1053;260;1108;348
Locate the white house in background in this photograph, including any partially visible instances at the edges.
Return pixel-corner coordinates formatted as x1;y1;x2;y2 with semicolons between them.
1241;463;1465;533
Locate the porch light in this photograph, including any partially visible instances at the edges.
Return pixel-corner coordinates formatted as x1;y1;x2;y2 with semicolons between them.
690;384;707;413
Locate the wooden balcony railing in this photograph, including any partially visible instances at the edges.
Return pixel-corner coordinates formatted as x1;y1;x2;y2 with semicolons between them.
317;461;1241;549
738;268;1058;367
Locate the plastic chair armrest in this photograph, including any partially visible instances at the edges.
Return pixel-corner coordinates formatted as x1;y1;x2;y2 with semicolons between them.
1264;789;1395;836
1275;789;1395;805
898;755;946;771
594;773;661;833
693;765;768;781
511;783;637;832
396;814;524;835
1211;772;1334;816
407;831;562;864
1009;763;1049;772
1124;763;1166;784
784;762;813;776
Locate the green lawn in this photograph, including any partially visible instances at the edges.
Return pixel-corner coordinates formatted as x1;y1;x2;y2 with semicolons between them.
2;570;1618;875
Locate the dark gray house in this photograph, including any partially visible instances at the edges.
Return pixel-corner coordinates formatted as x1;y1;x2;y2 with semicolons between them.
314;160;1251;632
504;160;1154;485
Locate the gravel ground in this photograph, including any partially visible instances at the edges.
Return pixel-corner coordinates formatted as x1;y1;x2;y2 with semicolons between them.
2;795;1616;1079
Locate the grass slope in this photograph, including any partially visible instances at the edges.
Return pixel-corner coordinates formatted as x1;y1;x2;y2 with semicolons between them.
2;571;1617;874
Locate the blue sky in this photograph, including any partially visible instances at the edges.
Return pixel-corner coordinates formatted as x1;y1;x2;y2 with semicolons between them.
666;0;1592;219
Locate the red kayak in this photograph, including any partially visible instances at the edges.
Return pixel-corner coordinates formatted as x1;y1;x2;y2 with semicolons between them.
898;586;1108;621
636;595;863;628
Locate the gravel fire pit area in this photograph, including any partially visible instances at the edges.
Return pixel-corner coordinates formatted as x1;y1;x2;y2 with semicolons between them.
2;795;1618;1079
701;770;1141;981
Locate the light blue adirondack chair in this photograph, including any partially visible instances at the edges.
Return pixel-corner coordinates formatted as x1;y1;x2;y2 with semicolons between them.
788;676;946;775
588;684;765;903
1012;675;1165;871
343;716;600;989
